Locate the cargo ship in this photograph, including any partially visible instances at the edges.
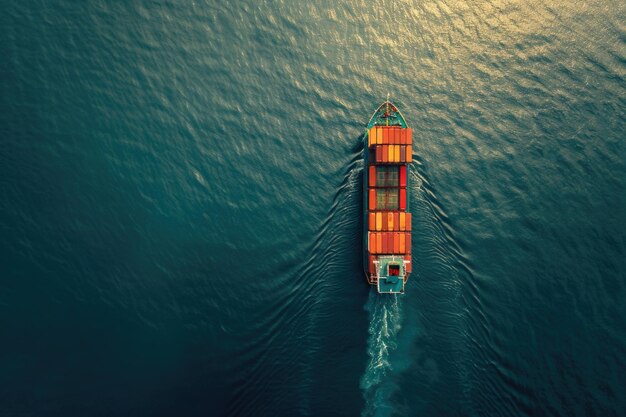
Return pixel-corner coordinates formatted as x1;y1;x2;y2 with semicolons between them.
363;101;412;294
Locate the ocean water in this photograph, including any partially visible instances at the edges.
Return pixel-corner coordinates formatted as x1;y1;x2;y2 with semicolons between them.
1;1;625;416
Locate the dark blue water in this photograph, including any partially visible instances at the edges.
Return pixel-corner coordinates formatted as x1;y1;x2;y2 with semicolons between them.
2;1;625;416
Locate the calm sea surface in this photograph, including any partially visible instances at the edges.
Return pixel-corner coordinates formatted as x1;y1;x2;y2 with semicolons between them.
2;1;625;416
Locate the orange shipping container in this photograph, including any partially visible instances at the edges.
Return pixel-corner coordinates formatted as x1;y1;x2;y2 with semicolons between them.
387;145;394;163
394;145;400;163
406;128;412;145
387;212;394;231
393;232;400;253
369;166;376;187
400;129;406;145
406;213;412;231
406;145;412;163
369;189;376;210
393;212;399;231
376;212;382;231
399;233;406;253
376;127;383;144
369;212;375;231
399;212;406;231
376;232;383;254
369;232;377;254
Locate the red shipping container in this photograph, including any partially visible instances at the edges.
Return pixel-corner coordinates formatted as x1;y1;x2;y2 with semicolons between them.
406;233;411;253
369;212;376;231
381;232;388;253
376;232;383;254
406;213;412;231
382;145;388;163
399;188;406;210
400;145;405;162
393;212;399;231
369;189;376;210
393;232;399;253
400;129;406;145
381;128;388;145
369;166;376;187
399;166;406;187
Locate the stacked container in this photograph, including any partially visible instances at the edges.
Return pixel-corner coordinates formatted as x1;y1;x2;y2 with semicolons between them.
366;126;412;282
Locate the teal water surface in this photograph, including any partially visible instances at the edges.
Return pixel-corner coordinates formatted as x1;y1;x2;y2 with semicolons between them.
1;1;625;416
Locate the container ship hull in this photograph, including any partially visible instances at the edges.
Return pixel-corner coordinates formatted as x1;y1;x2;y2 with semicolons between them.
363;101;412;294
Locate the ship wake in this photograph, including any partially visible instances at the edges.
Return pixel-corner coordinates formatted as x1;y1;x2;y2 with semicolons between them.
360;289;404;417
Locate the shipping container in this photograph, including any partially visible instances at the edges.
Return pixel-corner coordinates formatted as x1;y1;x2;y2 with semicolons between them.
399;188;406;210
369;189;376;210
399;166;406;187
379;232;386;254
376;212;382;231
369;166;376;187
369;232;375;254
381;127;388;145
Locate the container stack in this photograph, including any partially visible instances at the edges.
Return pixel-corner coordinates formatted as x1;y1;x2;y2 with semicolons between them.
366;126;412;281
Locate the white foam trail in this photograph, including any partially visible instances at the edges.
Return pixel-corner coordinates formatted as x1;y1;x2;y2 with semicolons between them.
360;289;404;417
